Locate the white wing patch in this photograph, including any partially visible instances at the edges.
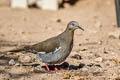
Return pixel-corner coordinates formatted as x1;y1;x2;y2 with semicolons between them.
37;52;46;54
54;47;61;53
35;46;62;55
37;46;61;54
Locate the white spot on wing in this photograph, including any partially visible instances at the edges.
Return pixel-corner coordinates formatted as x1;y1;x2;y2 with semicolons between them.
36;47;61;54
37;52;46;54
54;47;61;53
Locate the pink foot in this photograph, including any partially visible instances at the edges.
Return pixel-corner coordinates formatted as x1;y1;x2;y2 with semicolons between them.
46;64;50;72
54;65;59;72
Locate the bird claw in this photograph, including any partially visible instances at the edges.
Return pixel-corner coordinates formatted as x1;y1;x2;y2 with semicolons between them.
46;64;60;72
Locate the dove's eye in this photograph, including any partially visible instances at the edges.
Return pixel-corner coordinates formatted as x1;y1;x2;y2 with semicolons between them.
72;24;75;26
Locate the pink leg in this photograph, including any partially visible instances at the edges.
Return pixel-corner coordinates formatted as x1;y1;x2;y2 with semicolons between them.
46;64;50;72
54;65;59;72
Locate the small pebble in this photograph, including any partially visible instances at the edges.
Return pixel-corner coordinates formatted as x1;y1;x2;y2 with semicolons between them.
80;48;88;51
71;54;82;60
108;31;120;39
95;57;103;62
56;19;61;22
63;72;71;79
15;63;21;66
72;76;81;80
9;59;15;66
18;55;32;63
93;72;103;76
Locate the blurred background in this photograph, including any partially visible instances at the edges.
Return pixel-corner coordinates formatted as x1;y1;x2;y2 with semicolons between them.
0;0;120;80
0;0;117;45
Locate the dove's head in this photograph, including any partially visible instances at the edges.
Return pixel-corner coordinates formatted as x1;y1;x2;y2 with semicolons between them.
67;21;84;31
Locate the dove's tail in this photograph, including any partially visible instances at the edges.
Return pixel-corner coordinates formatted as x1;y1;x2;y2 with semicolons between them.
6;48;25;52
1;45;32;53
0;48;25;54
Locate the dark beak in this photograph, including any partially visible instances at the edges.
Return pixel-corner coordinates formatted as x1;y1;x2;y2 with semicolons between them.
77;26;84;31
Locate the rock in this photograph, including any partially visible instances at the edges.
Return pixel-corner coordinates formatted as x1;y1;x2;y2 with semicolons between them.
15;63;21;66
33;65;46;72
93;72;103;76
9;59;16;66
108;31;120;39
18;55;32;63
97;40;103;45
36;65;41;68
23;67;34;72
63;72;71;79
56;19;61;22
80;48;88;51
95;57;103;62
71;54;82;60
103;48;108;54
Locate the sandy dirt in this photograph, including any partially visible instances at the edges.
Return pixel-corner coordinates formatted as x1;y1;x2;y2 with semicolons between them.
0;0;120;80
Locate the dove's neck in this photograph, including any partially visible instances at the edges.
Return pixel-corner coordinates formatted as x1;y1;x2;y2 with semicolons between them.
61;28;75;42
66;29;74;37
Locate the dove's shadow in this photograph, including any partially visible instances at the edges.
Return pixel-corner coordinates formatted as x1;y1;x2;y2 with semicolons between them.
42;62;85;71
22;64;40;67
22;62;85;72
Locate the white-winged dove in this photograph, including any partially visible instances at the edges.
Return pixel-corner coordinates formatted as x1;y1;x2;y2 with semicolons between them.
7;21;84;72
